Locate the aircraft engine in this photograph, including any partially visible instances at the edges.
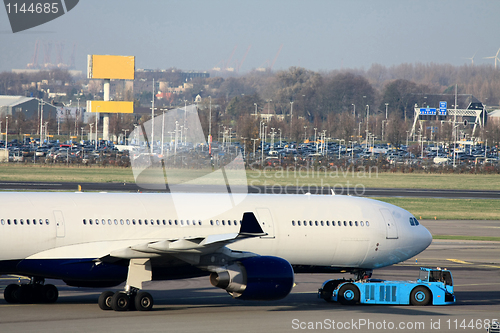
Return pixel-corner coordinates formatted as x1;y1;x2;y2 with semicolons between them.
209;256;294;300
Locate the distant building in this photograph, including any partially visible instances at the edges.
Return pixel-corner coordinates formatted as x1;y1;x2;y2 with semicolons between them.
0;95;57;120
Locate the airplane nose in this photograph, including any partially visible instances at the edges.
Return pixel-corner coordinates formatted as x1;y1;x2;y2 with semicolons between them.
416;223;433;254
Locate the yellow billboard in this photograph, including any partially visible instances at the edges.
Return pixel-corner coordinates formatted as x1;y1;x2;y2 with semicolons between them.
87;55;135;80
86;101;134;114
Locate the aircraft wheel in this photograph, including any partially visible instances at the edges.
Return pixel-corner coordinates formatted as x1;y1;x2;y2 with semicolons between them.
17;284;34;304
338;284;360;305
410;286;431;306
320;280;345;303
4;284;20;304
40;284;58;303
98;291;115;310
111;292;130;311
135;291;153;311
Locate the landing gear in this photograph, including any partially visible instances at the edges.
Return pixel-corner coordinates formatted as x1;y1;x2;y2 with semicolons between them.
3;278;58;304
319;279;347;302
353;269;372;281
98;257;154;311
98;289;154;311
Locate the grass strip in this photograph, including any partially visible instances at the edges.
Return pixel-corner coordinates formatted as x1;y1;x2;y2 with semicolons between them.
374;197;500;220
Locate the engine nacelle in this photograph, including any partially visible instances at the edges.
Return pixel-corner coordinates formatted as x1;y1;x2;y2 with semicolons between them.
209;256;294;300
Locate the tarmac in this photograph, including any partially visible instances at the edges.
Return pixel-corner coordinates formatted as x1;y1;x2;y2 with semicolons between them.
0;220;499;333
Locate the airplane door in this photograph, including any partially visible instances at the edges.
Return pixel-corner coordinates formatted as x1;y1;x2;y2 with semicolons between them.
255;208;275;239
380;208;398;239
54;210;65;238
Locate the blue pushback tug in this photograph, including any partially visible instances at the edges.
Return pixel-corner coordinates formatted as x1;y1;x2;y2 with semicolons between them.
318;267;455;306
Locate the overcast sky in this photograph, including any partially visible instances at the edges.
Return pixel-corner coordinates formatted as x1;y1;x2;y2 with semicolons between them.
1;0;500;74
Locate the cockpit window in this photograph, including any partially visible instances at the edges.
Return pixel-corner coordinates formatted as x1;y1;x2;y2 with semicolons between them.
409;217;420;226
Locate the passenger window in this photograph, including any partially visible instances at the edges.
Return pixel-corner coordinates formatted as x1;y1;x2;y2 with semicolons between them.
144;219;148;225
315;221;318;226
366;221;370;227
320;221;324;226
175;220;178;225
221;220;225;226
89;219;93;225
114;219;118;225
199;220;202;225
181;220;184;225
292;220;295;226
326;221;330;226
309;221;312;226
14;219;17;225
83;219;86;225
26;219;30;225
355;221;358;226
1;219;4;225
132;219;136;225
360;221;364;226
169;219;172;225
39;219;43;225
216;220;220;226
139;219;143;225
126;219;130;225
162;220;166;225
20;219;24;225
344;221;347;226
298;221;301;226
45;219;49;225
120;219;124;225
349;221;352;226
151;219;154;226
210;220;214;226
7;219;11;225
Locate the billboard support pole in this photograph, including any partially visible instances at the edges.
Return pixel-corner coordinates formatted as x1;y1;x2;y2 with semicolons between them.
103;79;110;141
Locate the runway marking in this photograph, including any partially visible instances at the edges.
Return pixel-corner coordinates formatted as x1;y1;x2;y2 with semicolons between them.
456;282;500;287
479;264;500;269
447;259;473;264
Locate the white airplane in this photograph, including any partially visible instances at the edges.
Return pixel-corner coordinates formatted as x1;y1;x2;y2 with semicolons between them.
0;191;432;311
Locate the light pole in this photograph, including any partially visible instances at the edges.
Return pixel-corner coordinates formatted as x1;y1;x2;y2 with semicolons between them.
89;123;94;144
44;122;48;143
80;127;84;142
352;103;356;119
271;127;275;149
290;101;293;140
76;97;81;136
304;126;307;142
382;120;387;142
385;103;389;119
254;102;258;116
365;104;370;149
5;117;8;152
339;139;345;159
161;108;166;156
151;78;157;153
278;128;282;148
314;128;318;153
95;106;100;150
209;96;212;138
